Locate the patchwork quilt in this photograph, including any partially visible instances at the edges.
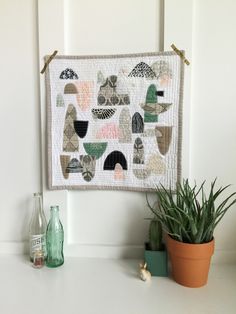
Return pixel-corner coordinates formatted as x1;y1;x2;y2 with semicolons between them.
45;51;184;191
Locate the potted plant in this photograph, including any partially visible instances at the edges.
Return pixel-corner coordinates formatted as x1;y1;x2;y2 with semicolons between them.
146;179;236;287
144;218;168;276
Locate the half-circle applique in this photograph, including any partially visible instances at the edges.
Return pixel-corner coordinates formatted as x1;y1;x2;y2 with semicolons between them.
92;108;116;120
128;62;156;79
83;142;107;160
60;68;78;79
103;151;127;170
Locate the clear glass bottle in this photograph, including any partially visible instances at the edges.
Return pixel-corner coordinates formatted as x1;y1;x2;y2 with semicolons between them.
29;193;47;262
46;206;64;268
33;250;44;269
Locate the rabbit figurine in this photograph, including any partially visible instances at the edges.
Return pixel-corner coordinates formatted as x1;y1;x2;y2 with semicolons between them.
139;262;151;281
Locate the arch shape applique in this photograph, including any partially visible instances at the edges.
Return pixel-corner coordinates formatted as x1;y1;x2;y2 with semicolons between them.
114;163;125;180
56;93;65;107
64;83;78;94
60;68;78;79
132;112;144;133
103;151;127;170
63;104;79;152
119;108;132;143
146;154;166;175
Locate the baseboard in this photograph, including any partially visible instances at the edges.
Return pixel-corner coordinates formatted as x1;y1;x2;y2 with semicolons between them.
65;244;144;259
0;242;28;255
0;242;235;264
211;250;236;264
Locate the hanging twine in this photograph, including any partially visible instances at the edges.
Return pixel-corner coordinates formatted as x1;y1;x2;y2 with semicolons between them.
40;50;58;74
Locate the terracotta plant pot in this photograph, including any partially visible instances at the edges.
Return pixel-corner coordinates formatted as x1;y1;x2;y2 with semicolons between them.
167;235;215;288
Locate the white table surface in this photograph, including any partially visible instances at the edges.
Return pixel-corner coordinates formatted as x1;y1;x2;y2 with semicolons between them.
0;255;235;314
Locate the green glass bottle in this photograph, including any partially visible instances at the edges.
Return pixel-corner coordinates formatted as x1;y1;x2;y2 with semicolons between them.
46;206;64;268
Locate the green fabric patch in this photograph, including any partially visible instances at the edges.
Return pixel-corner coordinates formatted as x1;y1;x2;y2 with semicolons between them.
83;142;107;160
145;84;157;103
144;112;158;123
56;93;64;107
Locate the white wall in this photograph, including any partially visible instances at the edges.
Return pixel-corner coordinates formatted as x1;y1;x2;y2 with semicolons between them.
0;0;236;261
0;0;40;247
191;0;236;255
64;0;163;250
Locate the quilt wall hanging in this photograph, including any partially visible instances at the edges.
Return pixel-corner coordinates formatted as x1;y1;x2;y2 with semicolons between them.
45;51;184;191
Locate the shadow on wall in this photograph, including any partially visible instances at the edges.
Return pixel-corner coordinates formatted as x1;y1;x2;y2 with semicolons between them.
21;195;33;254
117;192;156;259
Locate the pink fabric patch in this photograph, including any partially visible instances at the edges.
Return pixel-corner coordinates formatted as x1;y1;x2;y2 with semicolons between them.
114;163;124;180
76;81;94;111
96;123;120;139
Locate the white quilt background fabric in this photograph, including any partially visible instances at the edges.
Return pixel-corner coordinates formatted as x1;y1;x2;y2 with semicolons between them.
46;52;183;191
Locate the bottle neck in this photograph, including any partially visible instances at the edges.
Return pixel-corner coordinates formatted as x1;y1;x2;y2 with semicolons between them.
34;194;43;214
50;206;60;220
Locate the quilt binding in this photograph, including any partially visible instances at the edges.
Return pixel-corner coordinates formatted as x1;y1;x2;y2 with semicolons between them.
45;51;184;192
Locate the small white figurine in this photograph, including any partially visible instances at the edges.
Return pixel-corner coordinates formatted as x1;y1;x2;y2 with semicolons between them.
139;262;151;281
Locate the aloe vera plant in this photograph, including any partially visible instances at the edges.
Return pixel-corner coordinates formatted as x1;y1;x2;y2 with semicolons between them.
146;179;236;244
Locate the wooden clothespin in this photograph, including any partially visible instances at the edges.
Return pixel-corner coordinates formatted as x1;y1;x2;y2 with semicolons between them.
40;50;58;74
171;44;190;65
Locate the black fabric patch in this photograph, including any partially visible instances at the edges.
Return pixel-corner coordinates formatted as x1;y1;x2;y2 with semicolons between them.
74;121;88;138
92;108;116;119
103;151;128;170
156;91;164;97
128;62;156;78
132;112;144;133
60;68;78;79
